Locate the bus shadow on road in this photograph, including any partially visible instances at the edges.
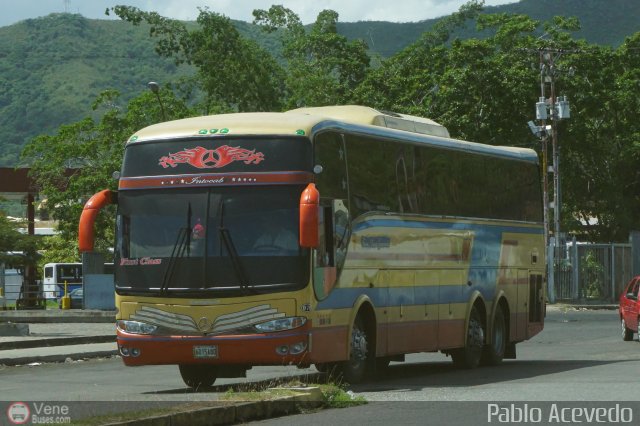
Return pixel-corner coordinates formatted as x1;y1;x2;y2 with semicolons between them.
141;372;325;395
351;358;632;392
140;358;631;395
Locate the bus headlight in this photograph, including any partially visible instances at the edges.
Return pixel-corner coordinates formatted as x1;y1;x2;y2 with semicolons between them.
117;320;157;335
254;317;306;333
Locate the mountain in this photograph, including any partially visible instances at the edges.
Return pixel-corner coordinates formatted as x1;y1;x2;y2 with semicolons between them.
0;0;639;166
337;0;640;57
0;13;185;165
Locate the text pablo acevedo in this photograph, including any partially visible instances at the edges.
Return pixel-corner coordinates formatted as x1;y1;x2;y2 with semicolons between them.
487;403;633;424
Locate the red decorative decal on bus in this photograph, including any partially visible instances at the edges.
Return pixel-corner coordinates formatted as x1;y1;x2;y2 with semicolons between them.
159;145;264;169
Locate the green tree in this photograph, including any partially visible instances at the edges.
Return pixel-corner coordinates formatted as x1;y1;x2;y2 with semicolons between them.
354;1;551;148
21;88;190;257
354;0;485;113
16;2;640;245
559;34;640;241
355;1;640;241
110;6;285;113
0;213;39;273
253;6;370;108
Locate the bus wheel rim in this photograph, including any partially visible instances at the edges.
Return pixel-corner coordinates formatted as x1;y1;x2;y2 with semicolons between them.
351;326;368;365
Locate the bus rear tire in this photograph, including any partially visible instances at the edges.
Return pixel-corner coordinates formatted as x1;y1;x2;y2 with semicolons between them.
482;304;506;365
451;306;484;369
179;364;217;389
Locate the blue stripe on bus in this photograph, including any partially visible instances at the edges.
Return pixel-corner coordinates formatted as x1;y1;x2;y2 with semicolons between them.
316;218;541;310
316;284;480;310
352;218;543;235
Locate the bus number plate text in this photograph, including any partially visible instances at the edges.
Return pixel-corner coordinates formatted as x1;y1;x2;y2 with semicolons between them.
193;345;218;359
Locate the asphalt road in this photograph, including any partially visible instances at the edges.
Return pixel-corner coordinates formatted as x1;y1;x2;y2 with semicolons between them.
351;307;637;402
253;307;640;425
2;307;639;424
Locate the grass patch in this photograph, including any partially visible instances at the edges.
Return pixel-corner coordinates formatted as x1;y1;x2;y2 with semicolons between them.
319;383;367;408
220;379;366;408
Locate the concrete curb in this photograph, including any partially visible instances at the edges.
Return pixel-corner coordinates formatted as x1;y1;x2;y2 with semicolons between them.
0;322;29;336
571;305;618;310
549;304;618;311
0;335;115;350
102;391;325;426
0;349;118;366
0;310;116;323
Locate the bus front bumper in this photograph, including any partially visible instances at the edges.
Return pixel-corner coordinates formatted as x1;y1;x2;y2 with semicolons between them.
116;326;311;366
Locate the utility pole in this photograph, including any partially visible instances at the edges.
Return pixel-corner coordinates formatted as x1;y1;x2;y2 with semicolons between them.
527;48;573;303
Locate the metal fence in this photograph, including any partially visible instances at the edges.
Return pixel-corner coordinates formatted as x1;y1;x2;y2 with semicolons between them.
554;239;633;303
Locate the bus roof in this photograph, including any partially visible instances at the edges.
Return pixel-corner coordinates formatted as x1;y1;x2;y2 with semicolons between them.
127;105;538;163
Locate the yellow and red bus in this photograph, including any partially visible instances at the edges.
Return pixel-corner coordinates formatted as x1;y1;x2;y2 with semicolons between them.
79;105;545;387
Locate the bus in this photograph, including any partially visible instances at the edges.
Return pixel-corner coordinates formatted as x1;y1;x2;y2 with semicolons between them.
78;105;545;387
43;262;114;299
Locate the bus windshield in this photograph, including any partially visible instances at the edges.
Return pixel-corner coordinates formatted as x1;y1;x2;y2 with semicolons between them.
115;186;309;296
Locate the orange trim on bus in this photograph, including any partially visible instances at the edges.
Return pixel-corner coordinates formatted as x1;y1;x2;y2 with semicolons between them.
78;189;113;253
299;183;319;248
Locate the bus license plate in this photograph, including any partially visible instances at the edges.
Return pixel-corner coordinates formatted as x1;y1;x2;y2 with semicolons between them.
193;345;218;359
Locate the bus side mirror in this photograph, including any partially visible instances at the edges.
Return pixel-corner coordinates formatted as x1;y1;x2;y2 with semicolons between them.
78;189;115;253
299;183;319;248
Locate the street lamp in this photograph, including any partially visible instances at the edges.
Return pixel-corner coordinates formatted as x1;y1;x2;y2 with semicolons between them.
147;81;167;121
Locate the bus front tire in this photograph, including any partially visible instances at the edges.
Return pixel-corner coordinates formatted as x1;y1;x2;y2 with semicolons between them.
451;306;484;369
178;364;217;389
342;316;370;383
482;304;506;365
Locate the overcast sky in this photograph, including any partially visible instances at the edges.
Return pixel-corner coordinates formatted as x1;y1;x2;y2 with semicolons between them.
1;0;518;27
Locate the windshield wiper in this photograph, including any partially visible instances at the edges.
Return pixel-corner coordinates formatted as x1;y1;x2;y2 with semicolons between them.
217;200;254;294
160;203;192;293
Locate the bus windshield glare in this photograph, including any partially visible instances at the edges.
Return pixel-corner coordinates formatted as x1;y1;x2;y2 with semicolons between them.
115;185;309;296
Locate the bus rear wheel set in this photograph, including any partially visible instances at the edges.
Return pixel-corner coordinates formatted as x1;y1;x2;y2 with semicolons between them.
483;304;507;366
316;305;510;385
451;306;485;369
451;304;507;369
